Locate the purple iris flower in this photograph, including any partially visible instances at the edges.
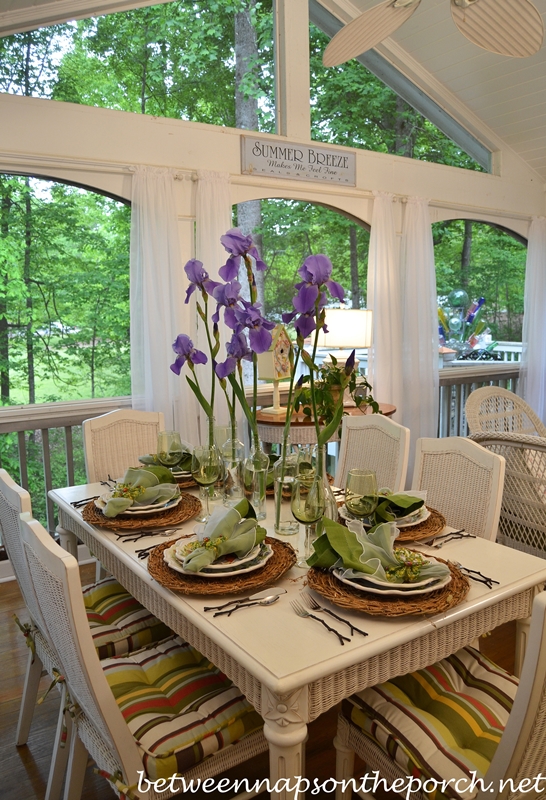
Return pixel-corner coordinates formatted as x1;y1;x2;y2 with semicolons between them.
282;287;328;339
170;334;207;375
297;254;345;302
234;304;275;354
183;259;219;304
215;358;237;380
215;331;252;379
212;281;242;328
219;228;267;281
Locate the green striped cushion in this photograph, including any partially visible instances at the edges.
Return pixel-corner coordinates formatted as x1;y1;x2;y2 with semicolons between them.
83;576;172;660
102;636;263;780
342;646;518;800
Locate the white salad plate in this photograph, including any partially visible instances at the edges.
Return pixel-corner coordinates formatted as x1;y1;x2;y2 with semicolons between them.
164;542;274;578
173;539;261;570
333;557;452;596
95;493;181;516
339;504;430;529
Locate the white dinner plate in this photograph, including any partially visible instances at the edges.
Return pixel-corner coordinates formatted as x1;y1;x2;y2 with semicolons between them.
95;493;181;516
333;554;451;596
174;539;261;570
164;542;274;578
339;504;430;529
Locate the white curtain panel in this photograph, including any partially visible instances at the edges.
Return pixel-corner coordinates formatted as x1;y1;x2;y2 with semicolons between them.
401;197;439;477
367;191;404;419
130;165;189;434
520;216;546;423
195;170;233;437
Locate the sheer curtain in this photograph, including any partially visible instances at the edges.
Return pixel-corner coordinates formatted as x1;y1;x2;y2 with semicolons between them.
130;166;189;435
195;170;233;438
367;191;404;419
400;197;439;477
520;216;546;423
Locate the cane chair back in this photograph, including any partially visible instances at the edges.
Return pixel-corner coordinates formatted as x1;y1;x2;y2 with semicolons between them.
466;386;546;437
20;514;267;799
470;432;546;559
334;415;410;492
334;592;546;800
83;409;165;483
411;437;505;540
0;470;61;744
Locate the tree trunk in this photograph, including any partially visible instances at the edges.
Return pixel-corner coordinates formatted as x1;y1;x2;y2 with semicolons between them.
394;96;414;158
0;188;10;402
349;225;360;308
235;2;264;309
461;219;472;290
23;179;35;405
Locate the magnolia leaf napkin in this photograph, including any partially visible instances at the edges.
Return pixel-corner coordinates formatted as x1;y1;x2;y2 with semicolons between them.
102;468;180;517
181;499;266;573
307;517;449;584
139;443;192;473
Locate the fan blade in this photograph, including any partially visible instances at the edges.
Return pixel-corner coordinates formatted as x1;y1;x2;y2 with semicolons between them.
451;0;544;58
323;0;421;68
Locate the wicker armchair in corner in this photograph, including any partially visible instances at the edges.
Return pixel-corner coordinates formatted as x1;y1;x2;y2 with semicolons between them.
465;386;546;437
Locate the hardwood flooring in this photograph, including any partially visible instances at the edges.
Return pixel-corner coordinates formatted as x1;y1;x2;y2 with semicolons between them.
0;566;516;800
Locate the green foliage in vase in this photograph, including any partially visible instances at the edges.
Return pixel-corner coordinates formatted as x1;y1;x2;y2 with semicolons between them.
293;354;379;428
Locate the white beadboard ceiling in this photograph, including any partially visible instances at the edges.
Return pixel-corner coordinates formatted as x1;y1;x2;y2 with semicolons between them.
1;0;545;180
321;0;546;179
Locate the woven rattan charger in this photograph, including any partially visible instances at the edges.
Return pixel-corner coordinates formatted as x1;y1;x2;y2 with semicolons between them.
306;558;470;617
148;536;297;595
338;506;446;544
81;493;202;531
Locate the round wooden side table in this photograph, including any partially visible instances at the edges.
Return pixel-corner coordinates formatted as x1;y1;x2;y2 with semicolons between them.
256;404;396;445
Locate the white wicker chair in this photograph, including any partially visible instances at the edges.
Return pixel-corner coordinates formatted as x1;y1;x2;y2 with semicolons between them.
20;513;268;800
334;414;410;492
82;409;165;483
334;590;546;800
465;386;546;437
411;437;505;540
0;469;69;800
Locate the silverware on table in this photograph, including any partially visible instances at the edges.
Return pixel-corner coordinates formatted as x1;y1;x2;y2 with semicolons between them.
290;600;351;645
204;588;287;613
450;561;499;588
213;594;280;617
70;495;99;507
428;529;476;548
300;592;368;637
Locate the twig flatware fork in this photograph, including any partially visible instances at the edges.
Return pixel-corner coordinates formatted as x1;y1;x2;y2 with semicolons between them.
290;600;350;645
300;592;368;637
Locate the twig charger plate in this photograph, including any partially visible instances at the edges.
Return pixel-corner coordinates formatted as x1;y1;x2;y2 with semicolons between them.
395;507;446;543
81;493;202;531
306;559;469;617
148;536;297;595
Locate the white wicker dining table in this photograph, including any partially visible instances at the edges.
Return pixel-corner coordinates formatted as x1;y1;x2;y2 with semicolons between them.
50;484;546;800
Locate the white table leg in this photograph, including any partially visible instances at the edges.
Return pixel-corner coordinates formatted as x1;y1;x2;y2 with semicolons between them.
263;687;309;800
56;525;78;558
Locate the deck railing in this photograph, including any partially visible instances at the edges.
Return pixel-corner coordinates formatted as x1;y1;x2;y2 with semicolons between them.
0;361;521;541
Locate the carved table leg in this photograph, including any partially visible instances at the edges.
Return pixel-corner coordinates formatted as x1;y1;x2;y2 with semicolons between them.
56;524;78;557
263;686;309;800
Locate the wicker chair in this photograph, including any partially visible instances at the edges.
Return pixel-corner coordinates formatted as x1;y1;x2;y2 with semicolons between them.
334;414;410;492
469;432;546;559
20;513;268;800
1;469;174;800
411;437;505;540
465;386;546;437
333;590;546;800
82;409;165;483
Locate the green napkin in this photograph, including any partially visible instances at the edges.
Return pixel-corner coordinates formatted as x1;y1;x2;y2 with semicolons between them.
372;491;425;524
307;517;450;584
181;499;266;573
139;446;192;473
102;468;180;517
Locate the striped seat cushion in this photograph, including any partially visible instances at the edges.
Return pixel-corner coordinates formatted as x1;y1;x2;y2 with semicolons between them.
102;636;263;780
83;576;172;659
342;647;518;800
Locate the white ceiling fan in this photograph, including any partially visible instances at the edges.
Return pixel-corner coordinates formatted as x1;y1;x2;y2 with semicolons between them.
323;0;544;67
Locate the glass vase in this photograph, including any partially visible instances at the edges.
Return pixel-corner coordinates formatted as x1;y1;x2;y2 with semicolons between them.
315;443;339;521
244;440;269;520
273;436;299;535
221;436;245;507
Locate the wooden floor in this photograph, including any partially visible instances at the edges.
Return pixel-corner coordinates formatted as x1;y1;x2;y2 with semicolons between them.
0;564;516;800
